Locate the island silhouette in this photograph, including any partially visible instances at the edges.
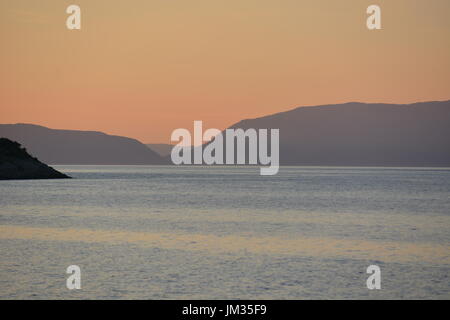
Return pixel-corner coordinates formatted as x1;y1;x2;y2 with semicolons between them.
0;138;70;180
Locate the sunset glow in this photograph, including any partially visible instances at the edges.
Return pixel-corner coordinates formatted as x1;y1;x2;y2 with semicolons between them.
1;0;449;143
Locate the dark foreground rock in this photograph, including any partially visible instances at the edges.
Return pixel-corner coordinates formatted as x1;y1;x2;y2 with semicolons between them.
0;138;71;180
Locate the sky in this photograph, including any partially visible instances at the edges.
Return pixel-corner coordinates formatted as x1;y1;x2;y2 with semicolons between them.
1;0;449;143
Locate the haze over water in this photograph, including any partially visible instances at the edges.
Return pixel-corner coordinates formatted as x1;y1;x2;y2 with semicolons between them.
0;166;449;299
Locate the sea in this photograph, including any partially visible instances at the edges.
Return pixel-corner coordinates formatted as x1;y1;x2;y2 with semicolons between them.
0;166;449;299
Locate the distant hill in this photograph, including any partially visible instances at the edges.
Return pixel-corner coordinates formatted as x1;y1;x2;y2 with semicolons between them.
146;144;173;157
3;100;450;167
225;100;450;166
0;138;70;180
165;100;450;167
0;124;166;165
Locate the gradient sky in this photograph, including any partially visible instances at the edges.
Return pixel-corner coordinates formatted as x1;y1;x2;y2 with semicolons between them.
1;0;449;143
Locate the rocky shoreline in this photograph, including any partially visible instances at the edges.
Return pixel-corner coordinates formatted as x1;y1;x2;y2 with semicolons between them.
0;138;71;180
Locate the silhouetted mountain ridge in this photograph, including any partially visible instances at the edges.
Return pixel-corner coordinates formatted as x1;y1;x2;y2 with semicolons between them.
2;100;449;166
226;100;450;166
0;124;166;165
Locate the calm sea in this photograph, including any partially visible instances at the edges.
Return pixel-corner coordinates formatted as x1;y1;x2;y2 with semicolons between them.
0;166;449;299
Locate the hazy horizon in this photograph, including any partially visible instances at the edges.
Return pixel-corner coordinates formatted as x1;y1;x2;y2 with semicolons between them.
2;98;450;145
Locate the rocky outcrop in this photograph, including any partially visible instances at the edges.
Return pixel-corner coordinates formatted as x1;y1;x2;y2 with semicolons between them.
0;138;71;180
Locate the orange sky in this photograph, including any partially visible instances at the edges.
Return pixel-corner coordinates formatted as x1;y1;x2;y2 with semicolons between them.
1;0;449;143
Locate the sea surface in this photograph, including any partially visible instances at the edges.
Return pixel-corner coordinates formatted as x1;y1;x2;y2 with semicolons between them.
0;166;449;299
